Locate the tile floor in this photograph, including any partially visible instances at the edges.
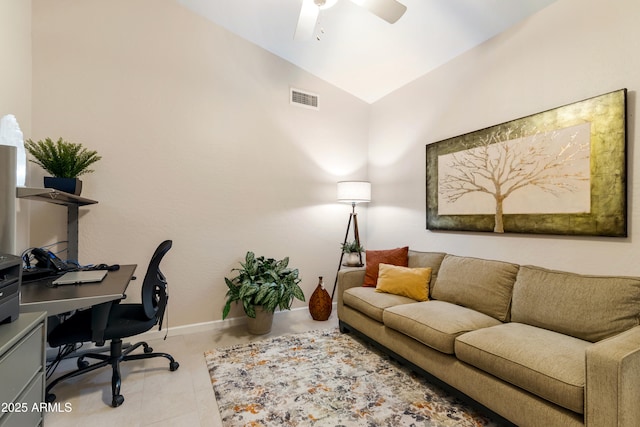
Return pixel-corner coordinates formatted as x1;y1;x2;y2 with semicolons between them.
44;309;338;427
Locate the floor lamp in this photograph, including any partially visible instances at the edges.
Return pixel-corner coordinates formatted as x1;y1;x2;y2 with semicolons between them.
332;181;371;300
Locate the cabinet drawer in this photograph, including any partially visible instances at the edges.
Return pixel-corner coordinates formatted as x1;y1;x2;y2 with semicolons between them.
0;374;44;427
0;325;44;405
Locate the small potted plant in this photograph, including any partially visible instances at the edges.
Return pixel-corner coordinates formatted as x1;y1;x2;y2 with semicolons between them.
341;240;364;266
24;137;101;195
223;251;305;334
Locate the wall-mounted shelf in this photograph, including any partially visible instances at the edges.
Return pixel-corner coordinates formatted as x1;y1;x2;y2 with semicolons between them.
16;187;97;207
16;187;98;262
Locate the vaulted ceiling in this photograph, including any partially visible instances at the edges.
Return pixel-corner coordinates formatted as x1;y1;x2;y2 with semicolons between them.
177;0;556;103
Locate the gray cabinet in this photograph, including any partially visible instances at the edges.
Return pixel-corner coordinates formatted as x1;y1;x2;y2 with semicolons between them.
0;312;47;427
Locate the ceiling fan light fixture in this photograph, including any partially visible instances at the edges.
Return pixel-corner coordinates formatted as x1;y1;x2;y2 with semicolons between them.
315;0;339;9
296;0;406;41
349;0;407;23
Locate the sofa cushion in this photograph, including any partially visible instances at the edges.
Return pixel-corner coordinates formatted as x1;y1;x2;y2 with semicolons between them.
455;322;590;414
343;287;414;322
363;247;409;287
375;264;431;301
512;265;640;342
431;255;519;322
384;301;502;354
407;251;447;289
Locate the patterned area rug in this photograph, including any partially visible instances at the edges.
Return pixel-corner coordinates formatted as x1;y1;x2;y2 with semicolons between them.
205;328;503;426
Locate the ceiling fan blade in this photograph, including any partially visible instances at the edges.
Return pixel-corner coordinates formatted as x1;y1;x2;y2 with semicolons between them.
294;0;320;40
351;0;407;24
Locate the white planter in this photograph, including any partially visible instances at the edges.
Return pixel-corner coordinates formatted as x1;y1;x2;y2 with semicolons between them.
345;252;362;266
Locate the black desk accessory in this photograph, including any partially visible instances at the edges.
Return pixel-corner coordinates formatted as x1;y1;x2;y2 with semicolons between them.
90;263;120;272
21;267;58;283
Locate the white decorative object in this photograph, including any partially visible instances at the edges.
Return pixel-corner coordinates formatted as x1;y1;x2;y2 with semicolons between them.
0;114;26;186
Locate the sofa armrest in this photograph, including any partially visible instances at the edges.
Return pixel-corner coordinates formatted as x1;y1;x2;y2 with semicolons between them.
338;268;366;293
336;268;365;316
585;325;640;426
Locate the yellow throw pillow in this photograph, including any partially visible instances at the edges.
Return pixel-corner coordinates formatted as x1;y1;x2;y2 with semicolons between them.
375;263;432;301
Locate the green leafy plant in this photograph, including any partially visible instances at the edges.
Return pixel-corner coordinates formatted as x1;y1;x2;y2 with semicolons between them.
341;241;364;253
24;137;102;178
223;252;305;319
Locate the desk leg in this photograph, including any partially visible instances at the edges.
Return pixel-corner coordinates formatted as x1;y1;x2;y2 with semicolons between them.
67;205;79;263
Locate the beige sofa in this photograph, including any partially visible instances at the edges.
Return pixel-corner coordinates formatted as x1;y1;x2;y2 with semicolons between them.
337;251;640;427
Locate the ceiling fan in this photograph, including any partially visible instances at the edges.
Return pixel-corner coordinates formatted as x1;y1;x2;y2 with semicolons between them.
294;0;407;41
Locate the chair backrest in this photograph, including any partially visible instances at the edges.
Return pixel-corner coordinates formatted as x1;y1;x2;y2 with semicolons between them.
141;240;172;324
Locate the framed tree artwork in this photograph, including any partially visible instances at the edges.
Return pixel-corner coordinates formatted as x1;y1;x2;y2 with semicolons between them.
426;89;627;236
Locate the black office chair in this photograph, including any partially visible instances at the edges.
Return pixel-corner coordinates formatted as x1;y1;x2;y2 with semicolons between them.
46;240;179;407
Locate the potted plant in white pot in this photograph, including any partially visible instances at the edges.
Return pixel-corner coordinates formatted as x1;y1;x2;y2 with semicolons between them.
24;137;101;195
223;251;305;334
341;240;364;266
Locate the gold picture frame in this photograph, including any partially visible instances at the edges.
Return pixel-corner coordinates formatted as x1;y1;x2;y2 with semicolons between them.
426;89;627;236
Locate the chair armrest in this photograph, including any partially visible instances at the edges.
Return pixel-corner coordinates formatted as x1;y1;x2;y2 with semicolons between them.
585;325;640;426
91;301;114;345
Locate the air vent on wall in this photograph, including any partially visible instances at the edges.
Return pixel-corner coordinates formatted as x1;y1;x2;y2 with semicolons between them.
290;88;319;110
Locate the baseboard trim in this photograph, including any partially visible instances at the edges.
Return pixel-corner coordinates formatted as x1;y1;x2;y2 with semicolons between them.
136;304;337;342
46;304;337;353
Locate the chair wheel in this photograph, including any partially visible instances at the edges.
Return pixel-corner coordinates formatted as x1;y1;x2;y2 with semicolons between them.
77;359;89;369
170;361;179;371
112;394;124;407
46;393;56;403
144;346;153;353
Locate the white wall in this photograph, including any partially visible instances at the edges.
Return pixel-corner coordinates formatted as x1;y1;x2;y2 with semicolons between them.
368;0;639;275
29;0;370;326
19;0;640;328
0;0;31;130
0;0;31;252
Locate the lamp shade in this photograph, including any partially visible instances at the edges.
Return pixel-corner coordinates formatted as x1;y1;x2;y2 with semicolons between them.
337;181;371;204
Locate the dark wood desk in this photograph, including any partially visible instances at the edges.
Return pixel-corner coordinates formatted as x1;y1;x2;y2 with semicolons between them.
19;265;137;316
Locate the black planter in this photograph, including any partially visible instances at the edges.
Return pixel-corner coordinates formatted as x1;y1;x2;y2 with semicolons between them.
44;177;83;196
